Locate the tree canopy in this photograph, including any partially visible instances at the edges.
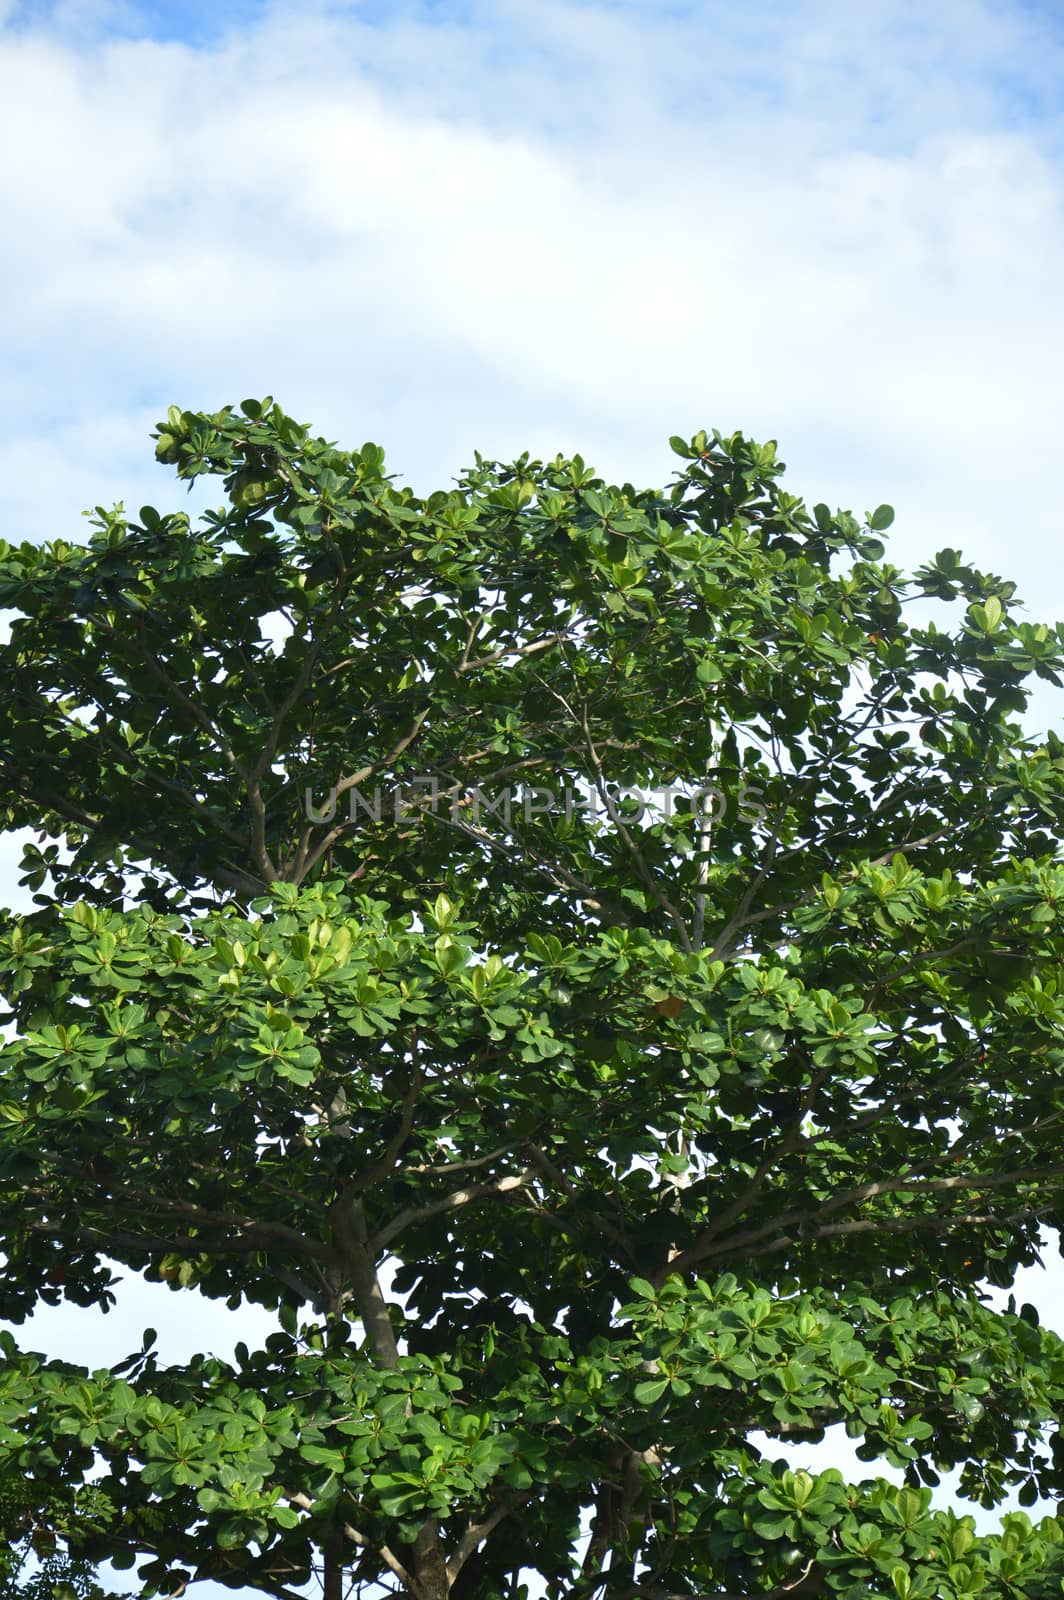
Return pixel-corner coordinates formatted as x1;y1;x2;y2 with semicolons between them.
1;401;1064;1599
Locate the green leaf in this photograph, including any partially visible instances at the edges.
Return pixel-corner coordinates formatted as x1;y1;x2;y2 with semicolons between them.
299;1445;346;1472
633;1378;669;1405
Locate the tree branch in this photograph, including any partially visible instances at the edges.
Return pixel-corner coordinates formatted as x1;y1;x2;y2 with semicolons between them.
21;1213;335;1266
572;693;693;952
656;1070;830;1282
371;1168;537;1252
292;706;431;881
525;1142;637;1261
350;1041;424;1194
446;1494;527;1582
286;1489;415;1591
330;1194;401;1368
667;1165;1064;1277
459;632;567;674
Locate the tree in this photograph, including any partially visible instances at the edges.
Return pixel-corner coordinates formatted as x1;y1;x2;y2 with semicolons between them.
1;400;1063;1600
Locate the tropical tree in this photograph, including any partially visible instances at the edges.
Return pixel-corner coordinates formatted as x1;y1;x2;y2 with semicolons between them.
1;400;1064;1599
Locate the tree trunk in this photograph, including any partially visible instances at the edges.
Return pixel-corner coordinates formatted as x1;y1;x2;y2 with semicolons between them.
323;1528;345;1600
411;1517;449;1600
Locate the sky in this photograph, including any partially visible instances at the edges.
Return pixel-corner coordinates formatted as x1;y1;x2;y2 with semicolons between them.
2;0;1064;1585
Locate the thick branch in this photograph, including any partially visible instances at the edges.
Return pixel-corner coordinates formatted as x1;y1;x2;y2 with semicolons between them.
372;1167;537;1252
291;706;432;881
331;1194;400;1368
728;1206;1039;1265
667;1165;1064;1278
448;1495;528;1583
287;1489;414;1591
21;1214;335;1266
659;1071;828;1280
21;1180;333;1262
459;632;566;674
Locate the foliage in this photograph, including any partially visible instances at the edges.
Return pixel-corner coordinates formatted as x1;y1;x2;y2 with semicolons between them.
0;401;1063;1597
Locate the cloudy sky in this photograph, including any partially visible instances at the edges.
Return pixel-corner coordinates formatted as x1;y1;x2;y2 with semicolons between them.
2;0;1064;1577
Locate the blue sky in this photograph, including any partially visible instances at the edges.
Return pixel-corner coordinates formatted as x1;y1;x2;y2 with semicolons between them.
7;0;272;45
2;0;1064;1581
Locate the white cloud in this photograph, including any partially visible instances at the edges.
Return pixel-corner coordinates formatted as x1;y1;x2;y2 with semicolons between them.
0;0;1061;590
